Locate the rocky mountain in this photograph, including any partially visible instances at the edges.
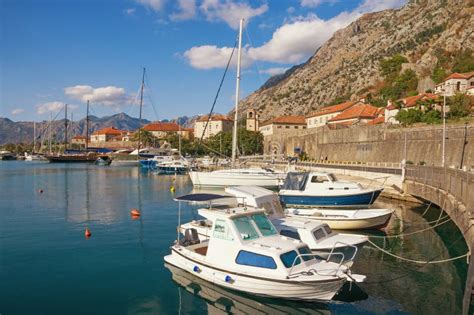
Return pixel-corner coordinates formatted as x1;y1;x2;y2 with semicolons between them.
0;113;151;145
239;0;474;120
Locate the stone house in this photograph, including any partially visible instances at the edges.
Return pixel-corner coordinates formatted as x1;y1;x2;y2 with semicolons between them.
142;122;191;140
71;135;86;145
90;127;126;143
305;101;355;128
435;71;474;96
259;115;306;136
194;115;233;140
385;93;441;124
327;103;381;126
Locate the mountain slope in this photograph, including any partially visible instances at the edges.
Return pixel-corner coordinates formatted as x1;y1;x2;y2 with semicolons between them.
240;0;474;120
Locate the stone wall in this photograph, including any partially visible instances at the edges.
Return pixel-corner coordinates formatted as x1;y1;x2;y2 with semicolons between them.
264;123;474;168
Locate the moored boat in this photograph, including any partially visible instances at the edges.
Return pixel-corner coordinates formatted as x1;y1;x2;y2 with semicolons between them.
168;192;365;301
285;208;394;230
279;172;383;207
189;168;286;188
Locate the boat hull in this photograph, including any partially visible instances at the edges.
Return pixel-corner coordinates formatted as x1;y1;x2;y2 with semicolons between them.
165;249;346;301
46;155;98;163
189;171;283;188
286;209;393;230
280;189;382;207
156;166;188;174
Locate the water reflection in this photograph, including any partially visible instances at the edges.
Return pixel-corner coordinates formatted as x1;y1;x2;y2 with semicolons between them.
165;263;331;315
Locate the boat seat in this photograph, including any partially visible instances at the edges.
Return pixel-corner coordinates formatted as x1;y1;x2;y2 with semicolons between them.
194;246;208;256
180;228;200;246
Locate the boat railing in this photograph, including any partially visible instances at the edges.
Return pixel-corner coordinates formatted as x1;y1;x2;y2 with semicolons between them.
286;252;345;279
327;242;358;263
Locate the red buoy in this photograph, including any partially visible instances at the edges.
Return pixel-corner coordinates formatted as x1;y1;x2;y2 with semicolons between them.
130;208;141;217
85;227;92;238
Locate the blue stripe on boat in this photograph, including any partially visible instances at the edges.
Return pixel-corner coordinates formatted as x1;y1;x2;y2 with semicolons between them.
280;189;382;207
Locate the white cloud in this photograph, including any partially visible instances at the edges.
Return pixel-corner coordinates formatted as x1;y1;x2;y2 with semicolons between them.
184;0;406;68
11;108;25;115
262;67;288;76
170;0;197;21
36;102;78;115
200;0;268;29
64;85;132;107
183;44;252;69
125;8;136;16
135;0;166;13
300;0;338;8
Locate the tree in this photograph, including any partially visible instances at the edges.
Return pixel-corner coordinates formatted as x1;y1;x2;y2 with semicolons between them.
205;128;263;157
380;55;408;81
421;110;441;124
395;108;422;125
431;67;447;84
131;129;158;147
448;93;472;118
452;49;474;73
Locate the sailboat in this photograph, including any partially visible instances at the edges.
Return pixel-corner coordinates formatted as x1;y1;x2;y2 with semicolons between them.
46;102;99;163
25;121;47;161
188;20;286;188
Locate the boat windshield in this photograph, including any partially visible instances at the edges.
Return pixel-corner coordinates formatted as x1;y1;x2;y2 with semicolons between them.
233;216;260;240
251;214;278;236
281;172;308;190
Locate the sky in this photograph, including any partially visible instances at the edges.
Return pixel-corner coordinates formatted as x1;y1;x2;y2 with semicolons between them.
0;0;406;122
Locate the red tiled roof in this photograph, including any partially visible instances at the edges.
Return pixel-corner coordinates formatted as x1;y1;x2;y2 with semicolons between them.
367;116;385;125
92;127;125;136
329;104;379;122
260;115;306;127
444;71;474;81
72;135;86;139
386;104;398;110
196;115;233;122
305;101;355;118
399;93;439;108
143;122;181;132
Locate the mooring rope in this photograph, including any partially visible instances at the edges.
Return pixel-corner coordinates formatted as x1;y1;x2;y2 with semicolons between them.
367;239;470;264
368;216;453;239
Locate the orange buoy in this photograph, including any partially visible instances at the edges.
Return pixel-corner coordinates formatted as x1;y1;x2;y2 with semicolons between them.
130;208;141;217
85;227;92;238
38;189;43;193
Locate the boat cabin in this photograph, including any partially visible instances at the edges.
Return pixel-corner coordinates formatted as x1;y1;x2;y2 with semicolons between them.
281;172;362;192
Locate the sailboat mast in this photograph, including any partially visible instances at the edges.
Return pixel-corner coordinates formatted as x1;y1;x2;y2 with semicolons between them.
85;100;90;151
138;67;145;155
49;113;52;155
33;121;36;154
231;18;244;167
64;104;68;150
178;123;182;155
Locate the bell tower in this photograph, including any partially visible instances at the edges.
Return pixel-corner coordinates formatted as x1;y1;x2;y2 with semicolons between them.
246;109;259;131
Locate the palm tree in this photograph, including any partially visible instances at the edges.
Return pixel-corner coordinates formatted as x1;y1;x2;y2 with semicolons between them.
132;129;157;147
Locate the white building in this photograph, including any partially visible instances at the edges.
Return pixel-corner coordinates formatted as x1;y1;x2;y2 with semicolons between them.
305;101;355;128
259;116;306;136
435;72;474;96
194;115;233;140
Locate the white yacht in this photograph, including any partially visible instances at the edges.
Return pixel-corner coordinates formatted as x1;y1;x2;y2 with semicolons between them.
167;193;365;301
182;187;368;264
188;18;286;188
189;168;286;188
279;172;383;207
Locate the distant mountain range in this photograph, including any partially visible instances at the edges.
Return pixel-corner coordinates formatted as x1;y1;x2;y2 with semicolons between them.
0;112;197;144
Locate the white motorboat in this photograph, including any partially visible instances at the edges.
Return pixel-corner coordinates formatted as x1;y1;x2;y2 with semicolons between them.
183;186;369;264
24;152;47;161
285;208;394;230
279;172;383;207
168;193;365;301
188;168;286;188
154;158;190;174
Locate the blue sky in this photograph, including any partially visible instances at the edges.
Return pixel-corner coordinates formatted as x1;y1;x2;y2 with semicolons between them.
1;0;405;122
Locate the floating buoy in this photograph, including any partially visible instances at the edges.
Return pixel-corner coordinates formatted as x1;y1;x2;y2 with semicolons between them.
170;185;175;193
38;189;43;194
84;227;92;238
130;208;141;217
224;275;233;283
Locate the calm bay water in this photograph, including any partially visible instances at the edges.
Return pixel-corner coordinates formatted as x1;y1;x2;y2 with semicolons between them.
0;162;468;314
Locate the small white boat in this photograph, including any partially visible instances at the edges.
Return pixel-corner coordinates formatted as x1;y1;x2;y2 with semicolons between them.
154;159;190;174
188;168;286;188
279;172;383;207
169;193;365;301
24;152;47;161
285;208;394;230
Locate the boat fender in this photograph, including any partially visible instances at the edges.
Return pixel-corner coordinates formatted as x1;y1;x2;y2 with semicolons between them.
85;227;92;238
193;265;200;273
130;208;141;217
224;275;233;283
170;185;175;193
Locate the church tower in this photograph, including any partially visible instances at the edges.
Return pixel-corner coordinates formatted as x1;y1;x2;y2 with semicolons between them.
246;109;259;131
